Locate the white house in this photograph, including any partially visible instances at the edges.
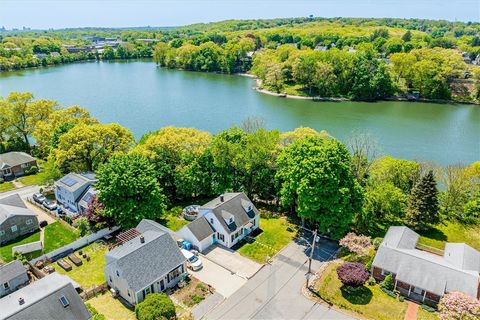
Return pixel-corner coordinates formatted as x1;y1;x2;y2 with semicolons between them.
54;173;97;215
104;219;187;306
177;192;260;252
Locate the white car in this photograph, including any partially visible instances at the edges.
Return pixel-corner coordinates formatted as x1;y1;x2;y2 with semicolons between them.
181;249;203;271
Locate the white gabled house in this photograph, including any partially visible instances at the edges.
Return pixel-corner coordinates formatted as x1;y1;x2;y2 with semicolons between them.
177;192;260;252
54;173;97;215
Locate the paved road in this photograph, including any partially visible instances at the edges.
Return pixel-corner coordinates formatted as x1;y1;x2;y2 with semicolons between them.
0;185;39;199
204;240;356;320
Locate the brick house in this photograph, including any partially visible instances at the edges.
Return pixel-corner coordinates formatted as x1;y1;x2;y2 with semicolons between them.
372;226;480;305
0;152;37;181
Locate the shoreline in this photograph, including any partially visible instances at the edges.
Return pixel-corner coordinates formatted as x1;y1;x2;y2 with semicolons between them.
252;78;480;105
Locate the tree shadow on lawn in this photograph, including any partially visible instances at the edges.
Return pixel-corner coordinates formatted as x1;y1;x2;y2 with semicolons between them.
418;226;447;242
340;285;373;305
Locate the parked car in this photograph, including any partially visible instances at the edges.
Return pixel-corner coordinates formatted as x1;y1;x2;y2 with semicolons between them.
33;193;46;204
39;220;48;228
43;200;58;211
181;249;203;271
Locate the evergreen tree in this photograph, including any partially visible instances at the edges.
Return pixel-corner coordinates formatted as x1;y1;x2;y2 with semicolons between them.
405;170;440;229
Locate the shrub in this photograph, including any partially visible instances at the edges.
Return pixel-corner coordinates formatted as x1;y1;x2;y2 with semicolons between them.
336;262;370;288
438;292;480;320
339;232;373;257
367;276;376;286
74;217;90;236
421;304;435;312
25;166;38;175
372;237;383;249
135;293;176;320
399;296;405;302
86;303;106;320
380;274;395;291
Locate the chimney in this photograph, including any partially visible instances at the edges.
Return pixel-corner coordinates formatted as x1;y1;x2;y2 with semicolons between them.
18;297;25;305
140;236;145;244
220;194;224;202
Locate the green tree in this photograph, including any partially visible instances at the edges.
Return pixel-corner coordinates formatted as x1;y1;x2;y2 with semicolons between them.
135;293;176;320
97;153;167;229
405;170;440;230
276;137;363;237
402;30;412;42
54;123;134;172
370;156;420;194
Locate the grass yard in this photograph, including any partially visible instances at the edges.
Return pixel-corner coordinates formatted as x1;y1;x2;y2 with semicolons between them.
0;182;15;193
160;206;189;231
238;216;297;263
43;221;79;253
88;292;135;320
16;171;49;186
0;231;41;263
418;220;480;251
316;262;439;320
54;242;108;289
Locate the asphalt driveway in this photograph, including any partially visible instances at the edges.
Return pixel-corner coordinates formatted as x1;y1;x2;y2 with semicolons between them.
202;245;262;279
191;256;247;298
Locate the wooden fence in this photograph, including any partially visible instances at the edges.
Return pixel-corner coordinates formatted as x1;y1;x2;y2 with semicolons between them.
80;282;108;300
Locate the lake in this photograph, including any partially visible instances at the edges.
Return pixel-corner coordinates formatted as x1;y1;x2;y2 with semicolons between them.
0;60;479;166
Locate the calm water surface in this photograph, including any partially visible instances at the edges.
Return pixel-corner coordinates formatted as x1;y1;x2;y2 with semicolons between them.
0;60;478;165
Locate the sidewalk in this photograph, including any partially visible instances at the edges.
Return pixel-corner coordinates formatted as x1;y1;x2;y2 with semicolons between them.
404;302;418;320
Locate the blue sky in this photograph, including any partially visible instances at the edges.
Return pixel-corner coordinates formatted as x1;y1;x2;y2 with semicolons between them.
1;0;479;29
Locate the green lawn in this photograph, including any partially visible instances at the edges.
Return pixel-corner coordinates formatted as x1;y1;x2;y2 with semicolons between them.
160;206;189;231
17;172;49;186
43;222;79;253
0;231;41;263
54;242;108;289
88;292;135;320
418;220;480;251
238;216;297;263
316;262;439;320
0;182;15;193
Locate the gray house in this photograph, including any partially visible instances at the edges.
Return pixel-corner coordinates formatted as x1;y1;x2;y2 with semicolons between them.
0;194;39;245
372;226;480;305
0;260;29;298
104;219;187;306
177;193;260;252
0;273;90;320
0;152;37;181
54;173;97;215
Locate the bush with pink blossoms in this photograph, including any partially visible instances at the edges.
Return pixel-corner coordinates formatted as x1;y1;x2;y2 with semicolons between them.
438;291;480;320
336;262;370;288
339;232;373;257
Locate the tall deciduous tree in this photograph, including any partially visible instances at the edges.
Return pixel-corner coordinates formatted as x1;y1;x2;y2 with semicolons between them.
97;153;167;229
276;137;363;237
405;170;440;230
54;123;134;172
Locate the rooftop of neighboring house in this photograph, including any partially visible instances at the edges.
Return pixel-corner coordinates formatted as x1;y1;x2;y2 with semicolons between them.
77;186;97;209
0;194;37;225
0;152;36;170
55;172;97;193
200;192;258;233
183;216;216;242
105;219;186;293
0;260;27;285
0;273;90;320
373;226;480;298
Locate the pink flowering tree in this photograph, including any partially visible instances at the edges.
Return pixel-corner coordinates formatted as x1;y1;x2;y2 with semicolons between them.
336;262;370;288
438;292;480;320
339;232;373;257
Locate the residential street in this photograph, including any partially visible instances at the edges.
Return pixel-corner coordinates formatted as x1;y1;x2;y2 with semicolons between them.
0;185;39;199
203;239;356;320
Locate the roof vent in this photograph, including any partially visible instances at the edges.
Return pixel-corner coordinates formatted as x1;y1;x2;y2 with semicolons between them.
140;236;145;244
220;194;224;202
18;297;25;305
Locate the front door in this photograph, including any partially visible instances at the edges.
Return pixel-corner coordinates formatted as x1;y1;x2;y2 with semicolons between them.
160;279;165;291
212;233;216;244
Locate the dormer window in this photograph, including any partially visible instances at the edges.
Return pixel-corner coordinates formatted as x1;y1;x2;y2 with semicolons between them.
229;217;233;223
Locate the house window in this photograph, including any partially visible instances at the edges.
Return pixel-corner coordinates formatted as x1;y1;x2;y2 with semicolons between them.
381;269;391;276
413;287;423;295
3;282;9;289
231;234;234;242
217;233;224;242
59;296;69;307
116;270;120;277
0;230;4;236
26;219;32;225
210;218;214;224
252;219;255;226
229;217;233;223
128;291;131;297
109;276;112;283
11;225;17;233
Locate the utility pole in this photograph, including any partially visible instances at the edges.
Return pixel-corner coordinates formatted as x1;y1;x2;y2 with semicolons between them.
306;229;317;288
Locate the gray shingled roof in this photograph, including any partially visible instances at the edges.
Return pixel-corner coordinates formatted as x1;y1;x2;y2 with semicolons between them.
373;226;480;298
200;193;258;233
105;228;186;293
0;152;35;168
0;273;90;320
0;194;37;225
0;260;27;284
136;219;176;236
186;217;215;241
